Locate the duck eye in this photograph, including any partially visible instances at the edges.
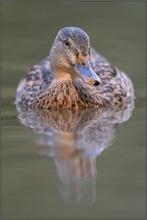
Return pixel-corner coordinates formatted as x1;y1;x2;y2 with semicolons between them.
64;40;69;46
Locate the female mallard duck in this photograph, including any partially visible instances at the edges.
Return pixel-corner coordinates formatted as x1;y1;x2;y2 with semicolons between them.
16;26;134;110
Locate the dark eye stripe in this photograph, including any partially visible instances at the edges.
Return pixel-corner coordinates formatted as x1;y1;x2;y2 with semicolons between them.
75;50;79;58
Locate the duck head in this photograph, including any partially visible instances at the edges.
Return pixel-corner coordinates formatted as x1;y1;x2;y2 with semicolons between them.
50;27;101;86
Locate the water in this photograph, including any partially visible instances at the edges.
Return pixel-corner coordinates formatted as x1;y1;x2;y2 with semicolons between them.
2;2;145;219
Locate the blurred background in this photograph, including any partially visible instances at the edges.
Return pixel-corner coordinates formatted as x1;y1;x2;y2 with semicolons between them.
2;2;145;219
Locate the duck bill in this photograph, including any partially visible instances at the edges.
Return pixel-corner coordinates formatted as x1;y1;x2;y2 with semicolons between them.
75;62;101;86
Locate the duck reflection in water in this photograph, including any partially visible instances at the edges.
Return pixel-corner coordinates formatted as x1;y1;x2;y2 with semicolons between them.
16;103;134;204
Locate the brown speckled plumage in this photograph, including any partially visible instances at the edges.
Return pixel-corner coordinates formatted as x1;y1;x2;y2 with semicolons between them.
16;27;134;110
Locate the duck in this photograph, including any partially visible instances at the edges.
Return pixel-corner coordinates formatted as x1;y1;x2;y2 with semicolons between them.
16;26;134;110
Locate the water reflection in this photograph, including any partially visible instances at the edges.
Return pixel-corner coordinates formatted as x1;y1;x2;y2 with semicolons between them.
16;103;134;204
